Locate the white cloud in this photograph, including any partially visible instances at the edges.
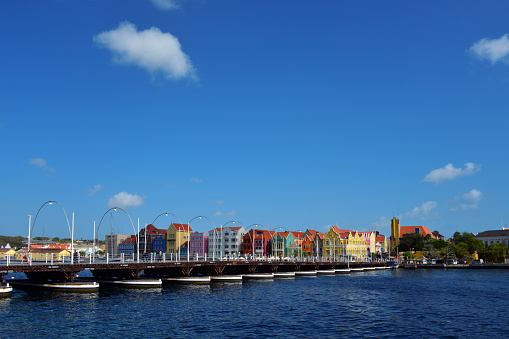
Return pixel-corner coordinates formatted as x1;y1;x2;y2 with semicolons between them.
227;210;236;219
107;192;145;209
88;184;104;197
149;0;179;10
213;211;223;217
190;178;202;184
372;216;390;232
29;158;54;172
93;21;196;81
469;34;509;64
422;162;480;184
452;189;483;211
404;201;438;220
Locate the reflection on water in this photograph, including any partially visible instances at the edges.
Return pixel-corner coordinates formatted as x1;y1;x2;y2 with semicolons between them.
1;270;509;337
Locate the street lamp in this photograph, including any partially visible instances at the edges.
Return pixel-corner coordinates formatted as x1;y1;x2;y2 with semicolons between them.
30;201;73;263
96;207;137;263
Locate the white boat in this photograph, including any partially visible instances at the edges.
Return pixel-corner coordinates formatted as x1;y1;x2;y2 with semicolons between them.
335;268;351;274
164;276;211;284
350;267;364;272
210;275;243;282
9;279;99;292
76;277;162;288
374;266;385;270
273;272;295;278
0;283;13;297
316;269;336;275
242;273;274;280
363;267;376;271
295;270;317;276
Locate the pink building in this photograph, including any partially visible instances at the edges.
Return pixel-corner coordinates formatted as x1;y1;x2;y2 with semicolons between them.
190;232;209;258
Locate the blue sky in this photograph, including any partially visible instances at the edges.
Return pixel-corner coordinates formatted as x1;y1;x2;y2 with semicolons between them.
1;0;508;240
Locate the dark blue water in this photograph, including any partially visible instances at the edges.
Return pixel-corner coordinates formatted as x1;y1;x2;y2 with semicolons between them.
1;269;507;338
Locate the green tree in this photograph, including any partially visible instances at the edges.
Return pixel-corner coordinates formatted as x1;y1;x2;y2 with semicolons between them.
397;233;425;252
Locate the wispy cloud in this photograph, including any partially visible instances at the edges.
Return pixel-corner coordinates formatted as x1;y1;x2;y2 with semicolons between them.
213;211;223;217
469;34;509;64
404;201;439;220
190;178;202;184
422;162;480;184
29;158;54;172
107;192;145;209
372;216;390;231
227;210;236;219
149;0;179;10
452;189;483;211
93;21;196;81
88;184;104;197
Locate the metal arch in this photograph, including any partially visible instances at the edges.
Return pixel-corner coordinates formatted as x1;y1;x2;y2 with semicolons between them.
187;215;217;260
96;207;137;236
30;200;71;241
151;212;184;227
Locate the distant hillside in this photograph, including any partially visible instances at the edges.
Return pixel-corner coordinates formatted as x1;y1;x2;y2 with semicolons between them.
0;235;26;249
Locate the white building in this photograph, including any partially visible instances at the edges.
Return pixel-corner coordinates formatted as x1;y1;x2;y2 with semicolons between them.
475;229;509;247
208;226;246;259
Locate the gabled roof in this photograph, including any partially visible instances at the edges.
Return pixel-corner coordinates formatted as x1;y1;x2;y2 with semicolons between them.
171;223;194;232
375;236;386;242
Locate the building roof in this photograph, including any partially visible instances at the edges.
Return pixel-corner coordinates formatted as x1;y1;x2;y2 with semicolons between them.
400;226;436;238
375;236;386;242
171;223;194;232
476;230;509;238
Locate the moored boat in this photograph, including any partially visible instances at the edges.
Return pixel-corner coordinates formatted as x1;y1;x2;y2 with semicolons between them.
273;272;295;278
164;276;211;284
335;268;351;274
242;273;274;280
350;267;364;272
317;269;336;275
295;270;317;276
9;279;99;292
0;283;13;297
210;275;243;282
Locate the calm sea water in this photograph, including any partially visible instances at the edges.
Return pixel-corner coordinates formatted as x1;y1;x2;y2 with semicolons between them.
1;269;507;338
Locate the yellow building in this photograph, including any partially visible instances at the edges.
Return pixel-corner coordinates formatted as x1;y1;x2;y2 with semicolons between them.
15;248;71;261
166;223;193;255
323;226;368;261
0;248;16;259
390;217;400;249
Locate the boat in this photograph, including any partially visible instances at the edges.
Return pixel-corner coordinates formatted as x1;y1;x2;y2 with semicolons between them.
295;270;317;276
387;261;400;269
242;273;274;280
164;276;211;284
374;266;385;270
350;267;364;272
316;269;336;275
273;272;295;278
0;283;13;297
8;279;99;292
363;267;376;271
334;268;351;274
210;275;243;282
76;277;162;288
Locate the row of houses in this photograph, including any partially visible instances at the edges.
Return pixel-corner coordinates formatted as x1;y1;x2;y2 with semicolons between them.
108;223;390;260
